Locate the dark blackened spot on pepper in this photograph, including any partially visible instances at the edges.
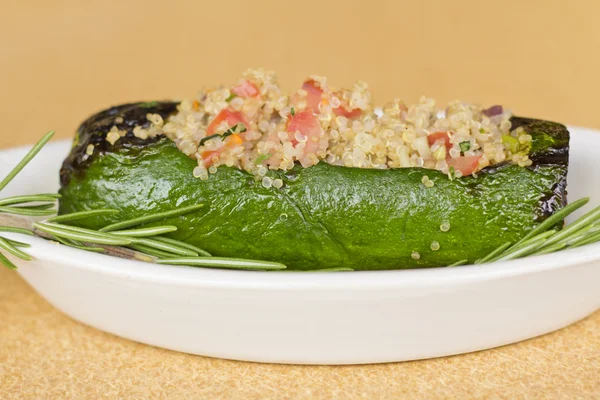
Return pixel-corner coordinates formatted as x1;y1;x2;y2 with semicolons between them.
60;101;179;187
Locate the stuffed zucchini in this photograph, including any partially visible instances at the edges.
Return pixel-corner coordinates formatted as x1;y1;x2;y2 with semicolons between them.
58;70;569;271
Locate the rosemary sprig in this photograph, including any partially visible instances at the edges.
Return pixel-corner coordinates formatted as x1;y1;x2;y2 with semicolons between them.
478;198;600;265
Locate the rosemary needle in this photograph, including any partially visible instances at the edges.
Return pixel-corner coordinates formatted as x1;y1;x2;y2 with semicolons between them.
447;260;468;267
566;230;600;248
0;205;56;217
0;227;34;236
533;242;567;256
4;238;31;248
492;231;557;262
34;222;133;246
151;237;212;257
475;242;512;264
0;131;55;192
490;230;557;262
13;203;56;211
157;257;287;270
99;204;205;232
0;252;17;270
128;244;180;259
53;236;105;253
111;226;178;238
130;237;198;257
48;209;119;223
311;267;355;272
0;194;61;206
0;237;32;261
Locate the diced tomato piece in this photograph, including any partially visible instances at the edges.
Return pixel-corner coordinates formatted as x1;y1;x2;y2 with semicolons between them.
447;155;482;176
206;109;247;135
333;106;362;118
428;132;453;149
232;80;260;98
287;110;322;152
331;90;362;119
201;150;218;167
301;79;324;114
298;81;361;118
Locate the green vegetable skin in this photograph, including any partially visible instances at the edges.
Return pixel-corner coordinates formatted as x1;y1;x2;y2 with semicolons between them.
59;103;569;270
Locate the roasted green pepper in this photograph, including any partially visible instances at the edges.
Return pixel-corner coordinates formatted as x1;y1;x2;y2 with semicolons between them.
58;102;569;270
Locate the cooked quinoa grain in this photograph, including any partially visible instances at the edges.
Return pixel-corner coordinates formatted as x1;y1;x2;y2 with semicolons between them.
421;175;434;188
440;222;451;232
126;68;533;178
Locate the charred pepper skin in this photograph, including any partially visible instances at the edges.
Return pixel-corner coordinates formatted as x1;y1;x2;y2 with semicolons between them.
58;102;569;271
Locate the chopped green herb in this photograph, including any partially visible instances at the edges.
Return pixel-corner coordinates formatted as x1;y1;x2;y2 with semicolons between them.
448;166;456;181
254;153;271;165
290;107;296;116
502;135;520;154
225;93;237;102
479;128;485;134
459;141;471;153
199;123;247;146
139;101;158;108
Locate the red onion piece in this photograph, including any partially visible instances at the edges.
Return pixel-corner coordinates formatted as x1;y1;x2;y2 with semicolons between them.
483;105;503;117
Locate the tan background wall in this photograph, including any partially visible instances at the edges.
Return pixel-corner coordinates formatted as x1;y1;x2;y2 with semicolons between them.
1;1;599;398
1;0;599;149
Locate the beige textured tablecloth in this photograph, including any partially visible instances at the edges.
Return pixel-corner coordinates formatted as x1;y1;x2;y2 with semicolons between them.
0;1;598;398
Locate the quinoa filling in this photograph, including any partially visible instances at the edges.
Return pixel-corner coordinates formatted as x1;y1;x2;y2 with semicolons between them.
107;68;533;180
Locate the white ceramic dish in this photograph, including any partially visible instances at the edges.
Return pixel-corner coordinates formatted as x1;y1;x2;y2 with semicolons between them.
2;128;600;365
